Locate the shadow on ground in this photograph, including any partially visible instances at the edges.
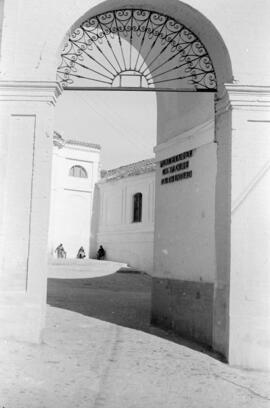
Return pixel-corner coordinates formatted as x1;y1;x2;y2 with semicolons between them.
47;271;225;362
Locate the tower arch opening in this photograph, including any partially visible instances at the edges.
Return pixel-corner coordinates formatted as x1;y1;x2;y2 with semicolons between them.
52;0;233;362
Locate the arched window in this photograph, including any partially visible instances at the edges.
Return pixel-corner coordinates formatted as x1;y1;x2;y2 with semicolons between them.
133;193;142;223
69;165;88;178
57;9;217;91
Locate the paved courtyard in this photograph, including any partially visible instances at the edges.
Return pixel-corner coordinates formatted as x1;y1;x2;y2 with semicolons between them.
0;261;270;408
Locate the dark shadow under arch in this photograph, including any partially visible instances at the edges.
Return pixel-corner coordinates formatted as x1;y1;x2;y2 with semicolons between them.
47;271;226;362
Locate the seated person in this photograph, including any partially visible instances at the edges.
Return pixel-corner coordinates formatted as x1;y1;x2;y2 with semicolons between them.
55;243;66;258
97;245;106;260
77;246;86;259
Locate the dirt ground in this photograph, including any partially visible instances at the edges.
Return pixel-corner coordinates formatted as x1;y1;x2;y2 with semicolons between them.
1;267;270;408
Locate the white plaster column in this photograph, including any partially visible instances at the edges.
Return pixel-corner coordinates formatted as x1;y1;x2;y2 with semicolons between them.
0;81;61;342
212;93;232;359
226;85;270;370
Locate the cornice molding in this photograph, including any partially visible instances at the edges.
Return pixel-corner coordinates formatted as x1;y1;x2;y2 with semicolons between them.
225;84;270;110
53;131;65;148
65;139;101;150
53;131;101;151
0;81;62;104
154;119;215;161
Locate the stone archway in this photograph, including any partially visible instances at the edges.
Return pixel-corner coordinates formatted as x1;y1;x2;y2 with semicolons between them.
54;4;232;362
0;0;232;347
2;0;269;371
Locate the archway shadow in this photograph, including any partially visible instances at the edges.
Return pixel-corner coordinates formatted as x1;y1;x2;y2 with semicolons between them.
47;270;225;363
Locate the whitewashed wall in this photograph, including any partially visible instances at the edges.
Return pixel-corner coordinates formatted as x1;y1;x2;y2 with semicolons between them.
95;171;155;272
154;108;216;283
48;141;100;258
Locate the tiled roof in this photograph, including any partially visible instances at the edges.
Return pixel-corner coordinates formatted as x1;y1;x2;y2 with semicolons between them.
53;131;101;150
101;158;156;181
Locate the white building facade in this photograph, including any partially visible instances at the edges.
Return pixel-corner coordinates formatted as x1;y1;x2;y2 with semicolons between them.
48;132;101;259
94;159;156;272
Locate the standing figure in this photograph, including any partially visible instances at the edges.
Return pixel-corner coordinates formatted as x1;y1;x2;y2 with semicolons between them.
55;243;66;258
97;245;106;260
77;246;86;259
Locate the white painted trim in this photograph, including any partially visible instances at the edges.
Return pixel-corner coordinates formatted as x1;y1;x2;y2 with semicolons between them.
154;119;215;161
64;144;100;153
225;84;270;110
0;81;62;105
65;157;94;164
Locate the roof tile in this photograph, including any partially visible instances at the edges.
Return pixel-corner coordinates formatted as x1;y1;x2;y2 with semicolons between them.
101;158;156;181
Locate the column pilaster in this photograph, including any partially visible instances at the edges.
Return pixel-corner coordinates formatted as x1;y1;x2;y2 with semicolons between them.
226;84;270;370
0;81;61;342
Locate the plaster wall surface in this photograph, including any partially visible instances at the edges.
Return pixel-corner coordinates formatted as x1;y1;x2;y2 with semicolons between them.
154;141;217;282
151;279;214;345
229;105;270;370
157;93;215;144
152;92;217;348
2;115;36;289
154;94;215;282
0;83;59;342
96;172;155;271
212;108;231;357
48;141;100;259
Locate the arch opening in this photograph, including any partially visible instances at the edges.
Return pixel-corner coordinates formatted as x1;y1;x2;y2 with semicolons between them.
51;0;233;363
57;8;217;91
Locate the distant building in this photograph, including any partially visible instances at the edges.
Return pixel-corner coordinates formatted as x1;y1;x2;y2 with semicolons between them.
48;132;101;259
48;133;156;271
93;159;156;272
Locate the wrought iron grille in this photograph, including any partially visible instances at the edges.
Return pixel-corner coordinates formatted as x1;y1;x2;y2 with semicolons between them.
57;9;217;91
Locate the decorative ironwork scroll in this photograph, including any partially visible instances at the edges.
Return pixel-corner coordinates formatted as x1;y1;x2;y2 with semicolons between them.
57;9;217;91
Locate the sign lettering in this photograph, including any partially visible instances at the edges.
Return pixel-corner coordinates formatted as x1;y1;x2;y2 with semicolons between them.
160;150;193;185
160;150;193;168
161;171;192;185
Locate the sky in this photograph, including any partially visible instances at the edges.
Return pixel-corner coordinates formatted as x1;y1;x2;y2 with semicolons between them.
55;91;157;170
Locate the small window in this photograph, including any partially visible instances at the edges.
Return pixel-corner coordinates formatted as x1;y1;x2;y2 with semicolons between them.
69;165;88;178
133;192;142;223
